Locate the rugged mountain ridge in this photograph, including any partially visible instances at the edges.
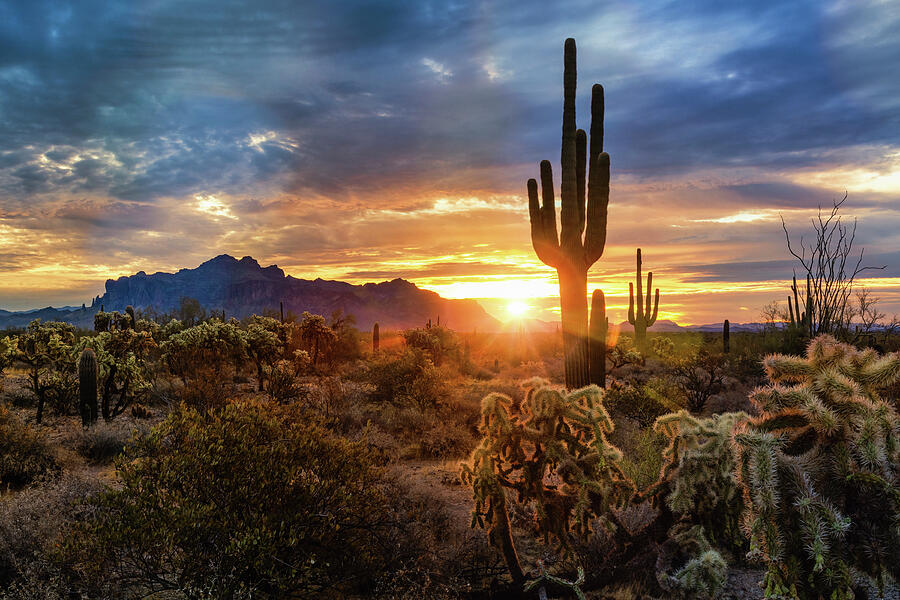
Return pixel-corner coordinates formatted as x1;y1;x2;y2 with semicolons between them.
78;254;499;331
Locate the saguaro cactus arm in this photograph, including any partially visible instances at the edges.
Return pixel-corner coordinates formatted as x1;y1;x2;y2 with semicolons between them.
528;41;610;272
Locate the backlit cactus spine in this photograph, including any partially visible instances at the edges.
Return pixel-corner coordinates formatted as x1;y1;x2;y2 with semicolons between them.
78;348;98;426
528;38;610;389
628;248;659;351
734;335;900;599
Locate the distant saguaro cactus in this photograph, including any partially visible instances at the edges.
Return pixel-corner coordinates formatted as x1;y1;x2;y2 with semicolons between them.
589;289;608;388
78;348;98;426
787;274;812;336
628;248;659;351
125;305;136;330
372;322;380;351
528;38;610;389
279;301;284;323
723;320;730;354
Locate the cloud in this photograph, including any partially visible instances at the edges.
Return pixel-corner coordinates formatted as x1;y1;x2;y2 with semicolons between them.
0;0;897;320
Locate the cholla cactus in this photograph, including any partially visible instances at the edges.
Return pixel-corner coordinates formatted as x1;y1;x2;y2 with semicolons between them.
654;411;746;552
460;379;633;582
734;335;900;599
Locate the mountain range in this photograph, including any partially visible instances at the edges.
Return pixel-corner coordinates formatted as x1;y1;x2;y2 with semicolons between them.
0;255;500;331
0;254;781;333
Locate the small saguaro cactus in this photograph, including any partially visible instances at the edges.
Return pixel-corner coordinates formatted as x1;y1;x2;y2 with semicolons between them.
372;322;380;351
279;301;284;323
125;305;136;330
589;289;608;388
78;348;98;426
788;274;812;336
723;320;730;354
528;38;610;390
628;248;659;351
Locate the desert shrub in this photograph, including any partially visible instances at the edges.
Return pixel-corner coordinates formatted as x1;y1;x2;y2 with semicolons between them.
365;348;448;410
0;474;102;594
670;349;726;414
420;421;475;459
62;400;397;598
177;369;230;414
734;335;900;599
263;360;305;404
403;325;458;366
67;420;148;464
0;405;60;488
723;351;765;384
603;379;680;427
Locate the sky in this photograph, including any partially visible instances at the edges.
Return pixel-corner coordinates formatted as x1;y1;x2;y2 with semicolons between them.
0;0;898;325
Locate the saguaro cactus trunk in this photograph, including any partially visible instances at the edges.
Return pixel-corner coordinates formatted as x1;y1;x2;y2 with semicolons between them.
528;38;610;389
78;348;98;426
589;289;608;388
723;319;730;354
628;248;659;352
372;322;380;351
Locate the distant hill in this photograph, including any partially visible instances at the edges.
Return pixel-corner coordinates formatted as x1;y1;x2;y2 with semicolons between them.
617;319;686;333
0;254;501;331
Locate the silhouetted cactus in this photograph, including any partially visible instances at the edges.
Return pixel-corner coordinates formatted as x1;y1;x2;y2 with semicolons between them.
589;289;608;387
528;38;610;389
734;335;900;599
372;322;380;351
125;305;136;330
78;348;98;426
723;320;730;354
628;248;659;351
279;301;284;323
788;274;812;336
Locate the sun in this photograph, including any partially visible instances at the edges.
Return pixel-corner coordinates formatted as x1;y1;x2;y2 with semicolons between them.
506;301;530;318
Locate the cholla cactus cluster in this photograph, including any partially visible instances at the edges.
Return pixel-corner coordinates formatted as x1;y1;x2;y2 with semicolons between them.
734;335;900;599
460;378;633;581
654;411;746;552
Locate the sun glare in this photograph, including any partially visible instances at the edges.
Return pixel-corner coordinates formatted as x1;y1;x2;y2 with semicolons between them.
506;301;529;318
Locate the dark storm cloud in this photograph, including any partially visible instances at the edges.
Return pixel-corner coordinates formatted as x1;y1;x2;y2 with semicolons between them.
2;0;898;206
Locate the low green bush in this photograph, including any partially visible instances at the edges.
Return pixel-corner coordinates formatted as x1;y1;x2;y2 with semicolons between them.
62;400;399;598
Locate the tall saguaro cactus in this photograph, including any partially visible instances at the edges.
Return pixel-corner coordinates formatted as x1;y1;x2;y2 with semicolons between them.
628;248;659;351
528;38;610;389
